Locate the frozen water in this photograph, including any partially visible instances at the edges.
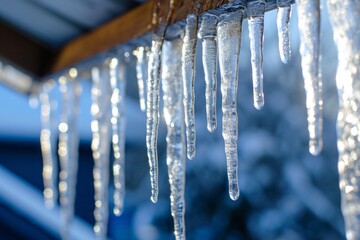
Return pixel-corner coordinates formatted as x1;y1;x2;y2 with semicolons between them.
297;0;323;155
198;12;218;132
217;3;245;201
327;0;360;239
162;36;186;240
146;0;176;203
58;71;81;240
146;36;162;203
247;0;266;110
91;65;111;239
276;0;292;63
182;14;198;160
135;46;147;112
39;81;58;208
110;58;126;216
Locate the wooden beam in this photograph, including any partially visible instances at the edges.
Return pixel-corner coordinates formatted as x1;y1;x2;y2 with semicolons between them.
50;0;230;73
0;21;56;77
0;0;282;78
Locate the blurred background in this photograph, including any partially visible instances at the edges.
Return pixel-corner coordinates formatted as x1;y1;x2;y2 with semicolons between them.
0;0;345;239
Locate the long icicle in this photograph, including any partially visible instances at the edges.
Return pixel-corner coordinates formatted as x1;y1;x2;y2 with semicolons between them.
297;0;323;155
39;81;58;209
91;65;111;239
110;58;127;216
58;70;81;240
135;47;147;112
162;35;186;240
217;2;245;201
276;0;293;63
182;13;198;160
247;0;266;110
198;12;218;133
146;0;175;203
327;0;360;238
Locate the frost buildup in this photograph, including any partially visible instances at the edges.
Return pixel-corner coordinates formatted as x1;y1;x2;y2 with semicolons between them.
217;1;245;201
58;70;81;240
182;13;198;160
162;35;186;240
91;65;112;239
327;0;360;239
110;59;127;216
198;12;218;133
39;81;58;209
297;0;323;155
276;0;293;63
247;0;266;110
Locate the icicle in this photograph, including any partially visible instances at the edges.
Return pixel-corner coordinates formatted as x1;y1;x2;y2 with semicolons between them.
276;0;293;63
135;47;147;112
182;13;198;159
91;65;111;239
58;69;81;240
39;81;58;208
217;2;245;201
110;58;126;216
146;0;175;203
247;0;266;110
162;35;186;240
327;0;360;239
198;12;218;133
297;0;323;155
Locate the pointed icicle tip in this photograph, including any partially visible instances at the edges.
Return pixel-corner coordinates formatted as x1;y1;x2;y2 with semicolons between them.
229;189;240;201
151;194;158;203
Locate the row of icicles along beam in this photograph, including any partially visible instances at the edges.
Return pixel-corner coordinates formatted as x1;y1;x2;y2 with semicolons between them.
36;0;323;239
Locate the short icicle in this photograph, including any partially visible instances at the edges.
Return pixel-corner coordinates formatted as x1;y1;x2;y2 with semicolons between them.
297;0;323;155
247;0;266;110
276;0;293;63
91;65;112;239
182;13;198;159
58;70;81;240
198;12;218;133
217;2;245;201
162;35;186;240
110;58;127;216
135;46;147;112
39;81;58;208
146;0;175;203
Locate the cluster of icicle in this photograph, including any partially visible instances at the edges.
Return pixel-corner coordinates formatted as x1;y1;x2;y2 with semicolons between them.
139;0;324;239
38;59;128;240
35;0;360;239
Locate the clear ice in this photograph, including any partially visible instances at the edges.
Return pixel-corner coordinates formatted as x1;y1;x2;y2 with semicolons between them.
247;0;266;110
58;72;81;240
297;0;323;155
91;66;111;239
135;46;147;112
198;12;218;133
39;82;58;209
162;35;186;240
110;58;127;216
146;0;174;203
217;3;245;201
276;0;292;63
327;0;360;239
182;14;198;160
